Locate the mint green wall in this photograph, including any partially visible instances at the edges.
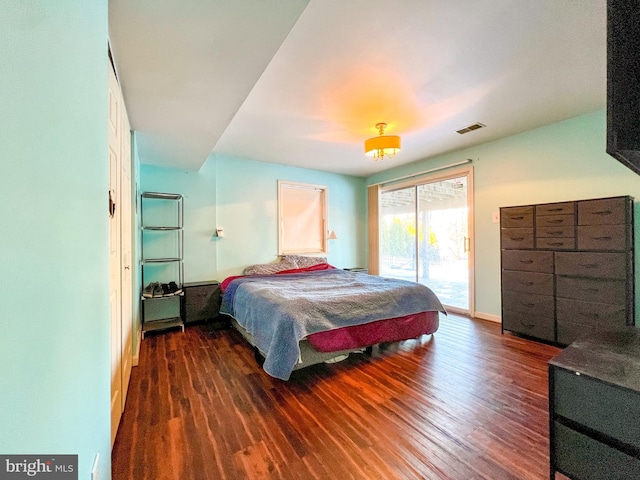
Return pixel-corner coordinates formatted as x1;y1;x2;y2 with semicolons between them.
141;159;219;282
214;155;367;279
367;110;640;320
140;154;367;283
0;1;111;478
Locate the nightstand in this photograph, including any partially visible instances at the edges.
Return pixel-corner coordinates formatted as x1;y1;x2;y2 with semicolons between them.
182;281;225;327
344;267;368;273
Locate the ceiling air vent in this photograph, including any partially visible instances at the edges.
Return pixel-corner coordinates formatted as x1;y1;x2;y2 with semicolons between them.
456;122;486;135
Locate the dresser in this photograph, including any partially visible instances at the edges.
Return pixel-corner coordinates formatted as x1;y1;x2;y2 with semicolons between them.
500;196;634;345
549;328;640;479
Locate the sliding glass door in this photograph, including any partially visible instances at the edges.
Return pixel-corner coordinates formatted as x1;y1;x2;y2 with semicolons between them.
380;170;472;313
380;186;416;282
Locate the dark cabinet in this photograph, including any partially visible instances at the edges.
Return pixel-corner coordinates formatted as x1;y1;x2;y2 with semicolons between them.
549;328;640;479
182;281;223;325
607;0;640;174
500;196;634;345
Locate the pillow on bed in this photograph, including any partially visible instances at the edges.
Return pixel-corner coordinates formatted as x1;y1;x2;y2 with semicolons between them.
224;262;334;292
242;257;297;276
281;254;328;269
276;263;335;274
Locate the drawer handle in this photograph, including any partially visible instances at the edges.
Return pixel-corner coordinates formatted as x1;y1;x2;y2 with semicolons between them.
591;236;612;241
511;237;525;241
548;230;564;235
547;219;564;224
592;210;612;216
547;207;564;212
584;287;600;293
547;242;564;246
520;302;535;307
518;260;534;264
578;263;599;269
519;281;534;286
520;320;536;328
510;215;525;220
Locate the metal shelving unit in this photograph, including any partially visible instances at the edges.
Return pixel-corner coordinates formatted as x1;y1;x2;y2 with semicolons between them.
140;192;184;337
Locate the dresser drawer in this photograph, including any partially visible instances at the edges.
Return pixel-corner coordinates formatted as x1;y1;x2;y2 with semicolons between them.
556;320;597;346
577;224;629;251
556;276;626;304
554;252;627;279
536;214;575;228
501;228;534;249
536;201;575;216
536;237;576;250
500;206;533;228
502;291;554;317
502;310;555;342
556;298;627;328
553;368;640;449
536;225;574;238
553;422;640;480
501;271;553;295
501;250;553;273
578;197;630;225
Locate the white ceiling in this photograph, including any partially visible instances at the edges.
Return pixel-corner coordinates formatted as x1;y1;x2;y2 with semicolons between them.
109;0;606;178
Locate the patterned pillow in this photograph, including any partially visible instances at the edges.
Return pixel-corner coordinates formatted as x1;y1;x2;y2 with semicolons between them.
281;254;328;269
242;257;297;276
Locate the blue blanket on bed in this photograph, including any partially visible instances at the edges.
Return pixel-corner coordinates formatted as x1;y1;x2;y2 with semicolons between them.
220;269;445;380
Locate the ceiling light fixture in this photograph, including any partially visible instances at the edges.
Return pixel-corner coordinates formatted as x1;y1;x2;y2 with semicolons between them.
364;122;401;161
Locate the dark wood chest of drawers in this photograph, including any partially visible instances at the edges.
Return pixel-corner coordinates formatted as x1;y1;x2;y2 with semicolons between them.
500;196;634;345
549;328;640;479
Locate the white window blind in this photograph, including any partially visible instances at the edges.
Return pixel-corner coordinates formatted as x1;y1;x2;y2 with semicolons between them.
278;181;327;254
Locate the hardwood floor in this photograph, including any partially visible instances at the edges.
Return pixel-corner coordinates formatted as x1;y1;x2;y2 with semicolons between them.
112;314;563;480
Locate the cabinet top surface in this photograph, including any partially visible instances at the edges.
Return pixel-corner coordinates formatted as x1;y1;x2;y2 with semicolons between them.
142;191;183;200
501;195;633;211
550;327;640;392
184;281;220;287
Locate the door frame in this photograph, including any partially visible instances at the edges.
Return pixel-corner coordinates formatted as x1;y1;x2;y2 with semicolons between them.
379;165;475;316
109;56;134;447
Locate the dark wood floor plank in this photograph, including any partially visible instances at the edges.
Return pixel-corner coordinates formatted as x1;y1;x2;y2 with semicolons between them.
112;314;561;479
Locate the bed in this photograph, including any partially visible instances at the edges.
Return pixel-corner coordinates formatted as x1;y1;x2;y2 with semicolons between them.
220;260;446;380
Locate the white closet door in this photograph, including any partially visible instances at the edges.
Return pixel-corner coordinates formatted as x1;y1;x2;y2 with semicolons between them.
108;59;123;447
119;95;133;412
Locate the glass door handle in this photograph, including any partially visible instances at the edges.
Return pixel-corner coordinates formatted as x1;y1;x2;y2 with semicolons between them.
464;236;470;253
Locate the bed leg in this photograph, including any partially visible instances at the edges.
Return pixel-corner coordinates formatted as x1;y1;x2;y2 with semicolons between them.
365;346;373;355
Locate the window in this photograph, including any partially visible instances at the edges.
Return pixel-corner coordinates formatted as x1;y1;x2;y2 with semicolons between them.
278;181;328;254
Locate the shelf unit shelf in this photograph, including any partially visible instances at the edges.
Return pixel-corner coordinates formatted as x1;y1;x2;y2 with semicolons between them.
141;258;182;264
140;317;184;335
142;226;181;231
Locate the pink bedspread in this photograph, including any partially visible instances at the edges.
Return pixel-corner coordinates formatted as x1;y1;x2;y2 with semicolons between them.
306;311;439;352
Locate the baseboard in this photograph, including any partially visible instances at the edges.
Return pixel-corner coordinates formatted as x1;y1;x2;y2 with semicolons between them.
473;311;501;323
132;328;141;367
